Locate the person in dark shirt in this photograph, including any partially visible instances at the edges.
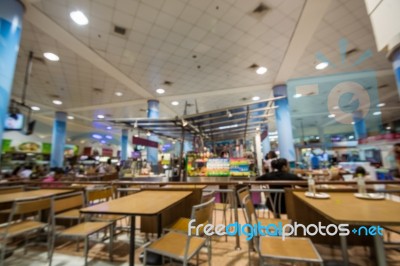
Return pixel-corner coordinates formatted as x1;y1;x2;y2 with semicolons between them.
256;158;302;216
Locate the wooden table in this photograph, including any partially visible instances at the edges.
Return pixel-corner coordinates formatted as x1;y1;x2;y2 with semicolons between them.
80;190;192;266
161;184;207;189
0;189;73;204
292;191;400;266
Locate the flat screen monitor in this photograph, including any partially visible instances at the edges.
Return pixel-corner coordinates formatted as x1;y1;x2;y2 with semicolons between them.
4;113;24;130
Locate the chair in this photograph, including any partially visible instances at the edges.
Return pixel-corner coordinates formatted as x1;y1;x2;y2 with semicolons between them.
51;191;112;266
144;197;215;266
213;188;235;241
86;187;125;242
0;186;24;195
164;191;216;235
0;198;53;266
237;187;323;266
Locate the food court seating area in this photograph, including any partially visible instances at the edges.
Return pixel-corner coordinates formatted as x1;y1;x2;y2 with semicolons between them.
0;179;399;266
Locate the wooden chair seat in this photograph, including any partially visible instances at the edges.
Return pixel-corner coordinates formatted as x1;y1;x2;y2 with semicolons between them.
260;236;321;262
59;222;111;237
147;231;206;259
55;209;80;219
0;220;47;238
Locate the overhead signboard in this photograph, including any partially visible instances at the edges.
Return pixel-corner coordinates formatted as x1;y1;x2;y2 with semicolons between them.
132;136;158;148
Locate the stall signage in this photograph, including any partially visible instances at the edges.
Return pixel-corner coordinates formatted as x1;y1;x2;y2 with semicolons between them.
358;133;400;144
102;148;113;157
132;137;158;148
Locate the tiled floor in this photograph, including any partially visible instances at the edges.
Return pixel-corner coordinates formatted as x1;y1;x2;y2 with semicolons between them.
3;210;400;266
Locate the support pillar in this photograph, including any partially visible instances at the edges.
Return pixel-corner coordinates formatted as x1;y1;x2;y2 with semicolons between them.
273;85;296;163
147;100;159;171
121;129;128;161
50;112;67;168
0;0;24;159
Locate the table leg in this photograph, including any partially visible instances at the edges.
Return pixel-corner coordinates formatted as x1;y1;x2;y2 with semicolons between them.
340;235;349;266
130;215;136;266
157;213;162;237
233;190;241;250
373;234;387;266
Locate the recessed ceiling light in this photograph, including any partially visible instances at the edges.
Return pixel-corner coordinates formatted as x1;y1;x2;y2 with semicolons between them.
377;103;385;107
97;114;105;119
31;106;40;111
349;135;354;139
92;134;102;140
351;122;355;125
67;116;74;120
386;126;391;130
43;52;60;61
256;66;267;75
171;101;179;106
106;126;112;130
373;111;381;116
315;62;329;70
115;92;123;96
293;94;302;98
105;135;113;139
328;114;335;118
156;88;165;94
252;96;260;101
52;100;62;105
70;10;89;25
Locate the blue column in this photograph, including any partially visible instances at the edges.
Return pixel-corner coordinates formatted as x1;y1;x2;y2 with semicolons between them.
0;0;24;159
352;110;367;140
261;133;271;156
391;49;400;98
273;85;296;162
147;100;159;170
50;112;67;168
121;129;128;161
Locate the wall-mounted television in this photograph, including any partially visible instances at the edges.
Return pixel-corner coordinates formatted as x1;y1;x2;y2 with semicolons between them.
4;113;24;130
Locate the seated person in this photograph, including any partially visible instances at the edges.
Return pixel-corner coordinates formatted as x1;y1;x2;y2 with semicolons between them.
257;158;302;216
42;168;64;187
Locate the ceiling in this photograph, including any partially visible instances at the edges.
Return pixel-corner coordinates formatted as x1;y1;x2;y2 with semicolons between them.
10;0;399;143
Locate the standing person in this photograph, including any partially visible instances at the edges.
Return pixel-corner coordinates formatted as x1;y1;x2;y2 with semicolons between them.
263;151;277;173
257;158;303;216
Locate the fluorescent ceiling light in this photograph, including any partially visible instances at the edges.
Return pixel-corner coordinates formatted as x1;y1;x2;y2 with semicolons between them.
92;134;102;139
269;131;278;136
97;114;105;119
106;126;112;130
67;116;74;120
43;52;60;61
52;100;62;105
293;94;302;98
226;110;232;118
351;122;355;125
256;66;267;75
219;124;238;130
373;111;381;116
171;101;179;106
328;114;335;118
156;88;165;94
115;92;123;96
252;96;260;101
349;135;354;139
105;135;113;139
31;106;40;111
315;62;328;70
376;103;385;107
70;10;89;25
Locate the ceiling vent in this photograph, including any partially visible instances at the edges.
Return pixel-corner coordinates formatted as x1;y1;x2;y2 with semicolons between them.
33;56;46;64
93;87;103;93
248;63;259;69
49;94;60;99
163;80;173;86
249;3;270;21
345;48;359;57
378;84;389;89
114;25;127;36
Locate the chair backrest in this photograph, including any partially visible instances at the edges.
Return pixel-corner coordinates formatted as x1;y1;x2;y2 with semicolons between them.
86;187;113;204
237;186;257;224
191;197;215;226
54;191;84;214
0;186;24;194
116;187;141;198
12;197;52;216
260;187;285;218
201;191;215;203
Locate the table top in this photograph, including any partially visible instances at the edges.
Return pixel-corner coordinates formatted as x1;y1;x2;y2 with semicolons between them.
80;190;192;216
293;191;400;226
161;184;207;189
0;189;73;203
